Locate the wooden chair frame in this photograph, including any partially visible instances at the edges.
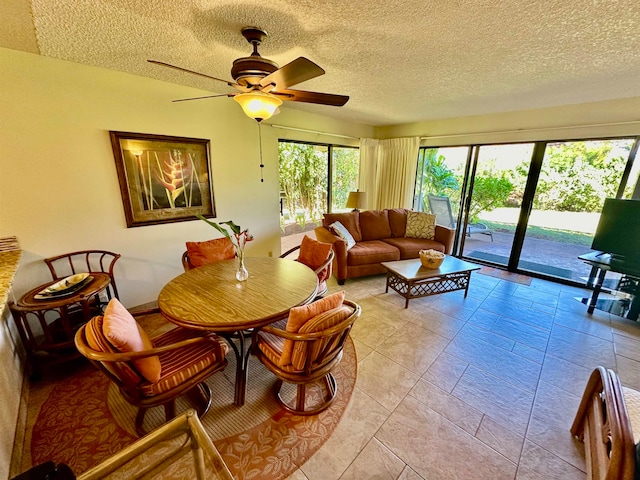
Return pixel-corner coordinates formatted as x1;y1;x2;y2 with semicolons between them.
45;249;121;301
252;299;360;415
74;309;228;436
280;244;335;297
571;366;636;480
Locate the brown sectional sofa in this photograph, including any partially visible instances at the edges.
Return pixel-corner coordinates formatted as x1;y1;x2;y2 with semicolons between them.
314;208;454;285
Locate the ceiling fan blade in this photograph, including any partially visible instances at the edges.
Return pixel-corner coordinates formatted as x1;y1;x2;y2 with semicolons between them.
272;89;349;106
172;93;236;103
148;60;238;88
259;57;324;90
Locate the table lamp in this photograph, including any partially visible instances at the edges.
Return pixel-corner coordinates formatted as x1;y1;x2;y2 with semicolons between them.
346;191;366;211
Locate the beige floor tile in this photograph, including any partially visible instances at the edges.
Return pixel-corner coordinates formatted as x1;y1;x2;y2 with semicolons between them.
614;355;640;391
350;297;411;349
286;469;309;479
546;324;616;370
410;378;483;435
377;396;517;480
614;332;640;362
539;354;592;396
446;332;542;393
490;316;550;351
515;440;585;480
300;388;390;480
452;366;534;436
512;343;545;364
553;310;612;341
356;351;420;411
422;351;469;393
375;323;450;375
397;465;425;480
526;381;585;470
338;438;405;480
352;337;373;364
476;415;525;463
406;305;466;339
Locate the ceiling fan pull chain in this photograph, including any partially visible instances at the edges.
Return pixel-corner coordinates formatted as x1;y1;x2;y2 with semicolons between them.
258;122;264;182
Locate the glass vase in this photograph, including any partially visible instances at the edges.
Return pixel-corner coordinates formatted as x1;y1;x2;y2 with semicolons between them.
236;249;249;281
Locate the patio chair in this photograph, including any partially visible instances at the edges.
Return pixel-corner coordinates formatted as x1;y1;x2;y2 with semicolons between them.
427;194;493;241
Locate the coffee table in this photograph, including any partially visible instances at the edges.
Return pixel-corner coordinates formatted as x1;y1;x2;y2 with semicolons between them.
381;256;481;308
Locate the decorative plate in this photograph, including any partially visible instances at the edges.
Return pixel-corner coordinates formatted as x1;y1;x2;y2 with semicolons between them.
35;273;93;299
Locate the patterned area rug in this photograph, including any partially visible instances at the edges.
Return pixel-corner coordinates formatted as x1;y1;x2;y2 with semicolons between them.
29;337;357;479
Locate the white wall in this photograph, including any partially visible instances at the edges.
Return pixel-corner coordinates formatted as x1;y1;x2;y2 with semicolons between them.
376;96;640;145
0;48;372;306
0;46;373;476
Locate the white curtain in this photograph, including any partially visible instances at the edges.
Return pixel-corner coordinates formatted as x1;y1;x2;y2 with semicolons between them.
358;137;420;210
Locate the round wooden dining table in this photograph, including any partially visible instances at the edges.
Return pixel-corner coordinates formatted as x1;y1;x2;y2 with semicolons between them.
158;256;318;406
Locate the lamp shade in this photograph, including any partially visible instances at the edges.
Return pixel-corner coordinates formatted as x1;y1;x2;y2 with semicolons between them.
346;191;366;210
233;92;283;122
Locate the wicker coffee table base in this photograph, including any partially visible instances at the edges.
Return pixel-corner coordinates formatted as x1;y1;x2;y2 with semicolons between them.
385;270;473;308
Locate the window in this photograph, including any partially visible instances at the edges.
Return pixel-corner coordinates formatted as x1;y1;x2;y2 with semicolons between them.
279;141;359;237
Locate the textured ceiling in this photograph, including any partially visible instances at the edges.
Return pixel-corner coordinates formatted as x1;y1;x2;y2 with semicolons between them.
3;0;640;126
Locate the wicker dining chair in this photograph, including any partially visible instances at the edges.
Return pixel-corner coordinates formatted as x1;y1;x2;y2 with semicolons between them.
280;235;335;297
182;238;236;271
252;293;360;415
74;299;229;436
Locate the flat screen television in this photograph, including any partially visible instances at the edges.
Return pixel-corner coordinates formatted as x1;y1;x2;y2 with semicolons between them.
591;198;640;265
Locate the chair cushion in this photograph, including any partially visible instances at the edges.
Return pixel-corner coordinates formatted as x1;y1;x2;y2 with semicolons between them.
291;305;353;370
139;328;228;396
359;210;392;241
280;291;345;366
86;315;143;386
102;299;162;383
388;208;409;237
185;237;236;268
329;221;357;250
405;211;436;240
298;236;333;283
323;211;362;242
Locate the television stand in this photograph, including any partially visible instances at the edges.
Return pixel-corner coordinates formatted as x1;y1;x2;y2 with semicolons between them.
578;251;640;321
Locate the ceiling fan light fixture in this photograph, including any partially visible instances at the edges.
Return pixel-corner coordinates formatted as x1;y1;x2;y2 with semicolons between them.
234;91;282;122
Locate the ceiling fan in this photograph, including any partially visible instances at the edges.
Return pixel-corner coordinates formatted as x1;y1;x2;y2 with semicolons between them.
148;27;349;122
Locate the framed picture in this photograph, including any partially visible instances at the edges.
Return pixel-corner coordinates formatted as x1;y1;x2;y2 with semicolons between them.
109;131;215;227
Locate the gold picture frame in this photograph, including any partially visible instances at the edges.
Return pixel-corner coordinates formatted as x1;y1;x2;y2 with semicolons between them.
110;131;215;227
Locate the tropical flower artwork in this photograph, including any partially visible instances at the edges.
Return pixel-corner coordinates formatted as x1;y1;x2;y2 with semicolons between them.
131;148;203;211
111;131;214;228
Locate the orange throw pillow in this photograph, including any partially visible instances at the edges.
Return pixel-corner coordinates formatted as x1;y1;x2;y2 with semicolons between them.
298;235;333;272
186;237;236;268
279;291;346;366
102;298;161;383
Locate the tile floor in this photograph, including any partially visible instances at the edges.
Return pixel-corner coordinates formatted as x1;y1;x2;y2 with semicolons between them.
286;271;640;480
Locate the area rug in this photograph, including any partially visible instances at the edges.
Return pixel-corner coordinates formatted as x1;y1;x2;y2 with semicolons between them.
478;266;532;286
28;337;357;480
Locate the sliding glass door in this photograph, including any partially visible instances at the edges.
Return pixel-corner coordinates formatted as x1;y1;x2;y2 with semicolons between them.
416;136;640;284
517;139;637;281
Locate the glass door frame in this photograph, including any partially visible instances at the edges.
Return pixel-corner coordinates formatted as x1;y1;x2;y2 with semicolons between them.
452;136;640;285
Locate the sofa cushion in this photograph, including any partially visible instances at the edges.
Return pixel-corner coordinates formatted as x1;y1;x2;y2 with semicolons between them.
405;211;436;239
388;208;409;237
347;240;400;266
359;210;392;241
323;211;362;242
383;237;446;260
